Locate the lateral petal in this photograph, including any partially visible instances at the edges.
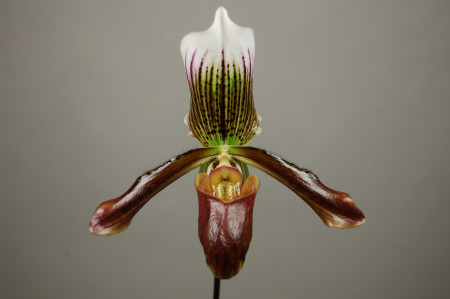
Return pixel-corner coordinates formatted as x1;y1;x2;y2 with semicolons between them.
90;147;222;235
228;146;365;228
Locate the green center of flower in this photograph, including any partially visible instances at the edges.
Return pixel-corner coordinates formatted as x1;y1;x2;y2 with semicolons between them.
186;56;260;146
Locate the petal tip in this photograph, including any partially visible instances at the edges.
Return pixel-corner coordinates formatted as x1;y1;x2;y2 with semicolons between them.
89;200;132;235
89;217;130;236
326;208;366;229
214;6;229;24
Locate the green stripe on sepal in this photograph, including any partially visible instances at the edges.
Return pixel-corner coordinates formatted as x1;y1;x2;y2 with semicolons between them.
186;56;259;146
181;7;260;147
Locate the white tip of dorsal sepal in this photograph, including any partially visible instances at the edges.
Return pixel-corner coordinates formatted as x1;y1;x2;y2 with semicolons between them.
210;7;240;39
180;6;255;81
212;7;232;29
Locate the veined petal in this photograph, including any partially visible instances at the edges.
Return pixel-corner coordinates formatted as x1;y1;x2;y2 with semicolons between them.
89;147;222;235
196;172;259;279
227;146;366;228
181;7;260;146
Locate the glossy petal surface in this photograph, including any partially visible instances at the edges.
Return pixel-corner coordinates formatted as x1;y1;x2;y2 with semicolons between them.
196;172;259;278
228;146;366;228
90;147;222;235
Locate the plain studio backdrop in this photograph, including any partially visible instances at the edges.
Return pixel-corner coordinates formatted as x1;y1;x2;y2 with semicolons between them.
1;1;449;298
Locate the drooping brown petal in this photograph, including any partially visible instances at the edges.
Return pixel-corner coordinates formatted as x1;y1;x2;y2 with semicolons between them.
90;147;222;235
196;173;260;279
227;146;365;228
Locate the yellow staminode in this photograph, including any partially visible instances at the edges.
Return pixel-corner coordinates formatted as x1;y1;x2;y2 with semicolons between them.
209;155;243;201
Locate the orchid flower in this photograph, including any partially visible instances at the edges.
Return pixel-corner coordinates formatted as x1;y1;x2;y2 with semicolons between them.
90;7;365;280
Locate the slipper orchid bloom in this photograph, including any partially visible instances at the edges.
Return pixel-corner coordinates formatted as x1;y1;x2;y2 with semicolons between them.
90;7;365;279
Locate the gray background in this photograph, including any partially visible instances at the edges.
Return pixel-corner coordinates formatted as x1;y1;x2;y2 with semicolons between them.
1;0;449;298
